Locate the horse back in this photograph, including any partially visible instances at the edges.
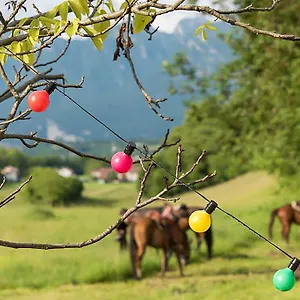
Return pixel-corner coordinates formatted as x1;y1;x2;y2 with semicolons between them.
130;215;168;249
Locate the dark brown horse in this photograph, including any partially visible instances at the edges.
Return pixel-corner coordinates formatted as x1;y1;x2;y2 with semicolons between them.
173;204;213;260
116;204;213;259
128;214;190;279
268;201;300;243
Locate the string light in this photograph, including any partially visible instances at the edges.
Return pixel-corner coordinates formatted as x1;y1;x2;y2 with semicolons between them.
188;200;218;232
273;257;299;291
111;142;135;173
27;82;56;112
4;45;299;292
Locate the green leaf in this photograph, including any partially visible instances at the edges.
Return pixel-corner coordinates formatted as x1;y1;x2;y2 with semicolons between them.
9;41;19;53
78;0;89;15
83;26;103;51
120;0;134;10
12;29;20;37
28;18;40;43
93;9;110;41
18;17;28;27
18;40;35;65
45;5;59;18
0;48;8;65
194;25;204;36
68;0;82;18
59;1;69;21
205;23;217;31
133;12;153;34
39;16;59;31
105;0;115;12
54;21;62;35
66;18;79;37
14;41;22;54
201;29;207;41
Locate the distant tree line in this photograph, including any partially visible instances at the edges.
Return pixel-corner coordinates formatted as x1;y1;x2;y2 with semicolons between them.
144;0;300;197
0;147;107;177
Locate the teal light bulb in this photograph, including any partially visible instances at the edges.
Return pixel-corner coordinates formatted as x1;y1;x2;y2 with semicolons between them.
273;268;296;291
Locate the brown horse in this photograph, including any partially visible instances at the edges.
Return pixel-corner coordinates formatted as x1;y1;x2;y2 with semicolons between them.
116;204;213;259
173;204;213;260
268;201;300;243
128;214;190;279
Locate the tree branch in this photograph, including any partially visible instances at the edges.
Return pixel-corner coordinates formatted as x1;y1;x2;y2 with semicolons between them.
0;175;32;209
2;133;111;163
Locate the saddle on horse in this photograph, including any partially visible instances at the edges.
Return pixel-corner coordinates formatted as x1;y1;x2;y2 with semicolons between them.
291;201;300;212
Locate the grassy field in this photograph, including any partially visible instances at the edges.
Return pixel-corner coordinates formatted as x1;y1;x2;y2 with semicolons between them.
0;171;299;299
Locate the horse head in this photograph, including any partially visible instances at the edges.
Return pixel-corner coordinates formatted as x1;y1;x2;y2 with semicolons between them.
116;208;128;250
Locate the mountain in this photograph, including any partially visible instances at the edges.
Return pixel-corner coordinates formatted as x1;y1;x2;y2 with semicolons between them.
1;17;233;146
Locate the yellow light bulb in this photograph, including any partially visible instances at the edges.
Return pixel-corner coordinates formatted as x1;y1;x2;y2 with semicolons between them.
188;210;211;233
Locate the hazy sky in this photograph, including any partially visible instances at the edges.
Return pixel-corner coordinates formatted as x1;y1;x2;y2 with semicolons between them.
0;0;221;33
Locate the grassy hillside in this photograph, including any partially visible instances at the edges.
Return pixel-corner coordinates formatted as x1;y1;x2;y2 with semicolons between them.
0;172;299;299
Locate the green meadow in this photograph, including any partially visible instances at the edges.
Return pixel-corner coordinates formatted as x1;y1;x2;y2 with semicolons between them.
0;171;299;299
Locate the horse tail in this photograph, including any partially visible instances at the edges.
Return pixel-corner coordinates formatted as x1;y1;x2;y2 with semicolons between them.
268;208;279;240
204;225;213;259
129;223;137;277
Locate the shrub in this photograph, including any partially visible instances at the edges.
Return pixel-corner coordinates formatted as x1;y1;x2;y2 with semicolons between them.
24;167;83;206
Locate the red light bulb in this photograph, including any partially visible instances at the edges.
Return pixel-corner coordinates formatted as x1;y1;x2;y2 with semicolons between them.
28;90;50;112
28;82;56;112
111;142;136;173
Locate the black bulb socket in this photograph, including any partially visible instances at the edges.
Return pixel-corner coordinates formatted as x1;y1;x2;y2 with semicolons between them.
124;142;136;156
288;257;300;272
204;200;218;215
44;82;56;95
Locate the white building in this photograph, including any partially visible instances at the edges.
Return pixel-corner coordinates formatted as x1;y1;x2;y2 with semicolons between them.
57;167;75;178
1;166;20;182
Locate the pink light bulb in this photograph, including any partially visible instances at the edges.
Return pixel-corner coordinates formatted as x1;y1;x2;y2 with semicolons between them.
111;152;133;173
111;142;136;174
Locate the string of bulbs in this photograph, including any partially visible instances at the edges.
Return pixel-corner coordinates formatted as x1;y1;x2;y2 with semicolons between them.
2;45;300;292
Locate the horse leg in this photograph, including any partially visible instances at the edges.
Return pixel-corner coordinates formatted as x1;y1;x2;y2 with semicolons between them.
165;249;173;272
281;222;291;244
195;232;202;251
130;242;138;278
204;227;213;260
160;249;168;277
175;248;184;277
136;243;146;279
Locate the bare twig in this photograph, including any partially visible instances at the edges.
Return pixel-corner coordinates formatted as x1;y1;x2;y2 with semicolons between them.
179;150;207;180
0;175;32;209
136;161;155;205
184;170;217;186
0;109;31;126
35;39;72;68
20;138;39;148
6;0;27;25
175;144;183;180
216;0;283;14
0;62;22;133
149;129;180;158
124;12;173;121
138;156;146;172
158;196;180;202
0;177;6;190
